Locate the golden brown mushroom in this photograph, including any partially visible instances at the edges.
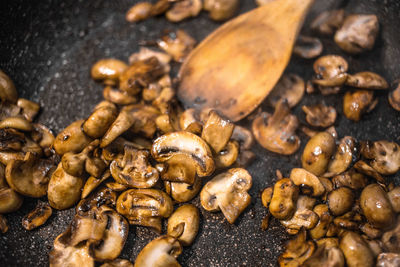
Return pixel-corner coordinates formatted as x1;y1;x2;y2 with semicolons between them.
17;98;40;122
31;123;55;156
215;140;239;169
293;36;323;59
167;204;200;246
83;101;117;139
290;168;325;197
339;231;374;267
343;90;377;121
266;74;305;108
302;104;337;128
278;228;316;266
126;2;153;23
324;136;356;177
353;160;385;183
388;187;400;213
360;140;400;175
327;187;355;216
0;214;8;233
310;9;345;35
389;82;400;111
91;59;128;86
61;139;99;177
157;30;196;62
309;204;333;239
312;55;348;87
129;48;171;73
0;70;18;104
179;108;202;135
53;119;93;155
22;202;52;230
203;0;239;21
0;186;23;213
269;178;299;220
164;177;202;203
345;71;389;90
166;0;202;22
331;170;368;190
103;86;138;105
0;116;33;132
201;110;234;153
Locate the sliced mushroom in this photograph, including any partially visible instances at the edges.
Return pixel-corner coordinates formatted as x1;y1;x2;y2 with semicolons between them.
261;186;273;209
134;235;182;267
151;131;215;177
303;244;345;267
0;214;8;233
31;123;55;156
164;177;202;203
269;178;299;220
61;139;99;177
91;59;128;86
331;170;368;190
302;104;336;128
252;100;300;155
0;187;23;213
361;140;400;175
203;0;239;21
215;140;239;169
339;231;374;267
178;108;202;134
157;30;196;62
389;82;400;111
167;204;200;246
126;2;153;23
17;98;40;122
103;86;138;105
290;168;325;197
129;48;171;73
0;70;18;104
22;202;52;230
200;168;252;224
388;187;400;213
231;125;253;151
0;116;33;131
315;238;339;249
309;204;333;239
345;71;389;90
327;187;354;216
166;0;202;22
324;136;356;177
353;160;385;183
116;189;173;232
110;146;159;188
382;216;400;253
201;110;234;154
360;223;382;239
101;259;133;267
334;14;379;54
293;35;323;59
376;253;400;267
83;101;118;139
310;9;345;35
312;55;348;87
278;228;316;266
81;171;111;199
160;153;197;184
53;119;93;155
77;187;117;213
266;74;305;108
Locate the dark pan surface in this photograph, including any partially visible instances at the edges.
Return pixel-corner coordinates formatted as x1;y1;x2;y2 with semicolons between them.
1;0;400;266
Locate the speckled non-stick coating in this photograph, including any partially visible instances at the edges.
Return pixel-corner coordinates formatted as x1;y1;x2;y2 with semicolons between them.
0;0;400;266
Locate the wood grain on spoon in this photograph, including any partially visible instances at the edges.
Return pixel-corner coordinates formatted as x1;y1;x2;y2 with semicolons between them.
178;0;314;122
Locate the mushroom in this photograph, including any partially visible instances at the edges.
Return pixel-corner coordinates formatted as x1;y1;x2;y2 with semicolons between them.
102;137;151;162
167;204;200;246
5;152;55;197
319;177;333;201
389;82;400;111
91;59;128;86
303;244;345;267
150;0;171;16
179;108;202;135
0;116;33;131
215;140;239;169
152;86;175;114
157;30;196;62
200;168;252;224
231;125;253;151
83;101;118;139
252;100;300;155
360;140;400;175
343;90;377;121
160;153;197;184
103;86;138;105
0;128;25;151
345;71;389;90
266;74;305;108
166;0;202;22
126;2;153;23
81;170;111;199
293;36;323;59
290;168;325;197
315;238;339;249
201;110;234;154
31;123;55;156
278;228;316;266
134;235;182;267
331;170;368;190
382;216;400;253
151;131;215;177
110;146;159;188
0;70;18;104
53;119;93;155
388;187;400;213
324;136;356;177
47;163;84;210
129;48;171;73
376;253;400;267
61;139;99;177
22;202;52;230
302;104;337;128
353;160;385;183
309;204;333;239
0;214;8;233
339;231;374;267
203;0;239;21
261;186;273;209
360;223;382;239
312;55;348;87
116;189;173;232
360;183;395;229
164;177;202;203
90;206;129;261
105;182;128;192
17;98;40;122
77;187;117;213
310;9;345;35
0;187;23;213
334;14;379;54
101;259;133;267
301;131;336;176
327;187;355;216
0;102;20;121
269;178;299;220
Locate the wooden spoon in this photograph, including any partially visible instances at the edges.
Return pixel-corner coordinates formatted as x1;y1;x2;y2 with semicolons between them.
178;0;314;122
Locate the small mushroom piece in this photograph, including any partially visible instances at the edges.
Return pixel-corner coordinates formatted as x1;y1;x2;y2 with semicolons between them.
203;0;239;21
166;0;202;22
134;235;182;267
343;90;376;121
48;163;84;210
360;223;382;239
312;55;348;87
269;178;299;220
345;72;389;90
278;229;316;266
266;74;305;108
101;259;133;267
0;128;25;151
303;245;345;267
361;140;400;175
0;70;18;104
315;238;339;249
290;168;325;197
126;2;153;23
301;131;336;176
327;187;354;216
389;82;400;111
353;160;385;183
0;214;8;233
200;168;252;224
201;110;234;153
231;125;253;151
0;116;33;132
83;101;118;139
324;136;356;177
161;153;197;184
17;98;40;122
91;59;128;86
309;204;333;240
388;187;400;213
103;87;138;105
302;104;337;128
376;253;400;267
22;202;52;230
54;119;93;155
31;123;55;156
215;140;239;169
151;131;215;177
164;177;202;203
252;100;300;155
116;189;173;232
129;48;171;73
261;186;273;209
105;182;128;192
152;86;175;114
157;30;196;62
81;171;111;199
179;108;202;135
293;35;323;59
77;188;117;213
319;177;333;201
167;204;200;246
382;216;400;253
0;187;23;213
339;231;374;267
334;14;379;54
360;183;395;229
331;170;368;190
90;206;129;261
110;146;159;188
310;9;345;35
61;140;99;177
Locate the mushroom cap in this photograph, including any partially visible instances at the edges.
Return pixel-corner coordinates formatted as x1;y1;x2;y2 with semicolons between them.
91;58;128;85
266;74;305;108
53;119;93;155
166;0;202;22
167;204;200;246
290;168;325;197
22;202;52;230
164;177;202;203
203;0;239;21
201;110;234;154
83;102;117;139
293;35;323;59
345;71;389;90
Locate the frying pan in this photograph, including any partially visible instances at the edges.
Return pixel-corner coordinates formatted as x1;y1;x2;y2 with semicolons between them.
1;0;400;266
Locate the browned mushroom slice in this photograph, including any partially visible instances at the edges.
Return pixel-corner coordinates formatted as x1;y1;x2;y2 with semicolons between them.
103;86;138;105
110;146;159;188
0;116;33;132
91;59;128;86
0;214;8;233
134;235;182;267
278;229;316;266
17;98;40;122
167;204;200;246
77;188;117;213
312;55;348;87
126;2;153;23
0;102;20;121
376;253;400;267
116;189;173;232
343;90;376;121
200;168;252;224
31;123;55;156
361;140;400;175
339;231;375;267
0;128;25;151
310;9;345;35
389;82;400;111
0;70;18;104
309;204;333;240
102;137;151;162
215;140;239;169
266;74;305;108
178;108;202;134
81;171;111;199
164;177;202;203
53;119;93;155
201;110;234;153
129;48;171;70
302;244;345;267
290;168;325;197
22;202;52;230
83;101;117;139
90;206;129;261
331;170;368;190
353;160;385;183
324;136;356;177
0;186;23;213
101;259;134;267
48;163;84;210
302;104;337;128
345;71;389;90
382;216;400;253
252;100;300;155
161;153;197;184
61;139;99;177
293;36;323;59
203;0;239;21
152;131;215;177
157;30;196;62
334;14;379;54
152;87;175;114
166;0;202;22
269;178;299;220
